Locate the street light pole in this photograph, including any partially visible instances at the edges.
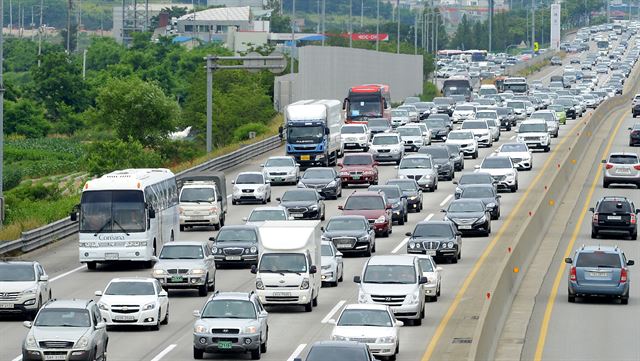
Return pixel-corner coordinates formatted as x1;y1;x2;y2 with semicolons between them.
349;0;353;48
291;0;295;73
0;0;5;222
361;0;364;28
396;0;400;54
489;0;493;53
532;0;535;52
321;0;325;46
376;0;380;51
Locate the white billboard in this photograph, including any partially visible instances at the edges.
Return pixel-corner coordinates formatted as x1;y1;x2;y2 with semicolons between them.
550;3;561;50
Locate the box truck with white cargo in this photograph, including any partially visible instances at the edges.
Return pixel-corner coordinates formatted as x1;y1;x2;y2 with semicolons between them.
176;171;227;231
251;221;322;312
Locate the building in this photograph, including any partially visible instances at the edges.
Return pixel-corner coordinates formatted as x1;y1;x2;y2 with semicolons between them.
176;6;253;42
113;3;194;44
207;0;265;10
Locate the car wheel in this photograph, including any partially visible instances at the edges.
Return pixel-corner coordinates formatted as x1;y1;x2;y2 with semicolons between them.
87;262;97;270
510;184;517;193
372;239;376;253
414;317;422;326
631;231;637;240
451;255;458;264
198;278;208;297
364;245;372;257
232;199;237;205
338;188;342;198
151;311;161;331
544;146;550;152
591;229;598;239
161;306;169;325
179;225;185;232
260;333;268;353
473;150;478;159
250;346;262;360
398;215;405;225
320;209;325;221
338;269;344;282
304;301;313;312
437;285;441;297
603;180;610;188
621;296;629;305
193;348;204;359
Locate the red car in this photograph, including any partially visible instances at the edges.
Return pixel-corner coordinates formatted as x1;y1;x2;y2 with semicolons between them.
338;191;392;237
338;153;379;187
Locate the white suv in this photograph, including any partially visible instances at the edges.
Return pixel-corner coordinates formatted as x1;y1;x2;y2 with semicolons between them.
0;261;51;317
461;119;493;147
341;124;371;152
446;130;479;159
370;133;404;164
517;120;551;152
475;155;519;192
232;172;272;205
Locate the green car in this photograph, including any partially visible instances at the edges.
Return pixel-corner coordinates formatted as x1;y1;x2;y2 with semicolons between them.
547;104;567;125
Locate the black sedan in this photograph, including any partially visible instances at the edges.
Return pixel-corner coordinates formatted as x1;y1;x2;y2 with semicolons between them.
366;118;393;136
405;221;462;263
457;184;501;219
277;189;326;220
297;167;342;199
423;116;451;141
321;215;376;256
386;178;423;212
454;172;497;199
442;199;492;236
418;145;455;180
368;185;408;225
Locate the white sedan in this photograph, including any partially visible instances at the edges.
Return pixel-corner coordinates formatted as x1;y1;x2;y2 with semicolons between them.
321;241;344;287
96;277;169;330
330;304;402;360
416;255;442;302
495;142;533;171
261;156;300;185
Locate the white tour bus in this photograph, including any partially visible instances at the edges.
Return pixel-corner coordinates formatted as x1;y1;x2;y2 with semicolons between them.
73;168;179;270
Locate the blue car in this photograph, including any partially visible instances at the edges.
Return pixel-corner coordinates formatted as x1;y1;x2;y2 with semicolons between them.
565;245;634;304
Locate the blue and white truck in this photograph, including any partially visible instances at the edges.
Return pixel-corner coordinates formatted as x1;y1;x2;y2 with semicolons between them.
285;99;343;167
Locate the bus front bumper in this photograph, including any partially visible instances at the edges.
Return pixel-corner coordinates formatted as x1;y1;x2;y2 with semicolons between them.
79;245;153;263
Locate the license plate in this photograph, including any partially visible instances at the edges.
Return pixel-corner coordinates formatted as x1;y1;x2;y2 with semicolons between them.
426;250;437;256
618;169;631;174
0;303;14;309
218;341;233;349
273;292;291;297
589;272;608;277
352;175;361;180
301;155;310;161
276;178;284;182
44;356;67;361
292;213;304;218
114;315;136;321
347;143;357;146
608;216;622;220
105;253;119;260
171;276;184;282
458;225;472;230
337;244;352;249
226;256;242;261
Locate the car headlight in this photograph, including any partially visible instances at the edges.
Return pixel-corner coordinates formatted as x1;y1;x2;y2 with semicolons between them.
257;186;265;192
477;215;488;223
332;335;348;341
358;291;370;303
321;264;331;270
321;235;330;242
339;171;349;176
297;181;305;188
194;324;207;333
143;302;156;311
487;202;496;209
378;336;396;343
98;302;109;311
22;287;37;295
244;326;258;334
75;336;89;349
190;269;206;275
374;216;386;224
256;278;264;290
233;186;240;193
153;269;168;276
300;278;310;290
309;205;319;211
409;290;420;303
250;246;257;254
25;335;37;348
357;235;369;242
327;180;337;188
408;195;417;200
363;170;375;176
409;242;416;249
448;241;455;248
288;169;296;175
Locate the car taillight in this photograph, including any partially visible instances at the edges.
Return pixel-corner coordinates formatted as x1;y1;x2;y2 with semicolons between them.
620;268;628;283
592;212;599;223
605;163;614;169
634;165;640;170
570;266;577;281
631;214;637;225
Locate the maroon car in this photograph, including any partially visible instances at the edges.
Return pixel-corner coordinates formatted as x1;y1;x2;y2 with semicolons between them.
338;153;379;187
338;191;392;237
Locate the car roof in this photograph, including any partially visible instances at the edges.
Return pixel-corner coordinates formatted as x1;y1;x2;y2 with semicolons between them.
44;299;94;309
267;156;294;160
162;241;207;247
577;245;622;253
328;215;368;221
219;224;259;231
403;154;432;159
309;341;366;349
348;191;384;198
598;196;632;202
416;220;453;226
108;277;157;283
342;303;390;311
608;152;638;156
207;291;255;301
367;255;416;266
0;261;36;266
237;171;263;176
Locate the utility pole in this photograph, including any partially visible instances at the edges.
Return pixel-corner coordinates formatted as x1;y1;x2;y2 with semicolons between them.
9;0;12;35
531;0;535;52
291;0;295;73
489;0;493;53
37;0;43;67
376;0;380;51
349;0;353;47
396;0;400;54
82;49;87;79
360;0;364;28
0;0;5;223
321;0;325;46
67;0;72;52
77;0;82;52
414;10;417;55
316;0;320;33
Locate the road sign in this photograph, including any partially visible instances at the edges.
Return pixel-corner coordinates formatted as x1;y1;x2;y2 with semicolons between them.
267;51;287;74
534;42;539;52
243;52;263;73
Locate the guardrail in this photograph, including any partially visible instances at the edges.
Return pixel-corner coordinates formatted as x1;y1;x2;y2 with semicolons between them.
469;64;640;360
0;135;282;256
504;51;556;76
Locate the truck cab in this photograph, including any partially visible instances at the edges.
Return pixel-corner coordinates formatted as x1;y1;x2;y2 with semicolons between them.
177;171;227;231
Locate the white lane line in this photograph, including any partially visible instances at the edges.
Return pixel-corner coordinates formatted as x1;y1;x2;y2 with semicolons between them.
509;135;516;140
287;344;307;361
321;300;346;323
11;356;21;361
150;344;177;361
227;194;232;198
423;213;434;222
50;265;85;282
439;194;453;207
391;237;409;254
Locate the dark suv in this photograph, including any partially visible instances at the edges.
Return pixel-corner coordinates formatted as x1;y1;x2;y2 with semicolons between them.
590;196;639;239
210;225;260;266
565;245;634;304
405;221;462;263
629;123;640;146
418;145;455;180
368;185;408;225
339;191;392;237
386;178;423;212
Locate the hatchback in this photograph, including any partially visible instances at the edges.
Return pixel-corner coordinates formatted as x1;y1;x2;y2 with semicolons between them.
629;123;640;146
602;152;640;188
590;196;639;239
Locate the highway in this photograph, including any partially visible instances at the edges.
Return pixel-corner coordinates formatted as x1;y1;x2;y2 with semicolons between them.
0;47;613;361
520;82;640;359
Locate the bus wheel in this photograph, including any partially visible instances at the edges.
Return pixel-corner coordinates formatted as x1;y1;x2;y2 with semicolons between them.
87;262;97;270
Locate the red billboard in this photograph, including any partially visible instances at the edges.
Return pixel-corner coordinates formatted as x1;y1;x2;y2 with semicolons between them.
340;33;389;41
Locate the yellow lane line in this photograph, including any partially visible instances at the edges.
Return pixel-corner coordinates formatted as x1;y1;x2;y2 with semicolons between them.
421;114;590;361
533;108;627;361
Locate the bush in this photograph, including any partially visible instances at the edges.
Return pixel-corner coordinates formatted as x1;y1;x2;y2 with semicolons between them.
421;82;440;101
157;139;205;166
83;138;163;176
3;167;23;191
233;123;271;142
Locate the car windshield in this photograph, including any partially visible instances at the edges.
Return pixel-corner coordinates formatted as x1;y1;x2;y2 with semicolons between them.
420;147;448;158
426;119;446;127
367;119;388;128
434;98;451;105
236;174;264;184
216;229;257;243
486;120;498;127
462;121;486;130
326;218;366;231
476;112;497;119
448;201;485;212
282;190;316;202
399;157;432;169
413;223;454;238
507;101;525;109
370;187;401;198
159;245;204;259
418;258;435;272
201;300;256;319
447;131;473;140
306;346;367;361
372;136;398;145
105;281;155;296
265;158;294;167
342;126;365;134
456;105;475;111
548;106;564;112
609;155;639;164
259;253;307;273
337;309;393;327
392;110;408;117
345;196;384;210
363;265;416;284
501;144;527;152
598;201;632;213
531;112;555;121
387;180;417;192
303;168;334;179
576;252;622;268
519;123;547;133
461;186;495;198
0;264;35;281
321;244;334;256
481;157;512;169
248;210;287;222
180;188;216;203
343;155;373;166
398;127;422;136
34;309;91;327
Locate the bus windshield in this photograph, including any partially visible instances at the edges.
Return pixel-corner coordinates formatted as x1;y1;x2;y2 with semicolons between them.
80;190;146;233
349;94;382;118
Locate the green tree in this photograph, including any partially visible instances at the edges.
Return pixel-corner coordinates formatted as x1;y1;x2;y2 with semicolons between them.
86;37;125;71
83;138;163;176
4;99;50;138
95;76;179;147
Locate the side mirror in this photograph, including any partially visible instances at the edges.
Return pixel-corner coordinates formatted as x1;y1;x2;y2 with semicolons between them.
192;310;201;318
319;196;326;201
374;162;380;166
23;321;32;328
148;208;156;219
231;180;235;184
436;267;443;272
159;290;168;297
336;252;343;258
242;217;248;222
405;232;412;237
325;128;330;135
353;275;361;283
251;265;258;274
320;226;325;232
564;257;573;264
338;205;344;210
385;204;392;210
260;163;265;167
628;260;635;266
310;265;317;274
337;162;343;167
327;319;337;325
452;180;458;185
636;209;640;214
95;322;107;330
276;197;281;202
94;290;103;297
474;165;481;170
588;207;595;212
396;320;404;327
209;236;216;242
39;275;49;282
259;310;269;318
151;256;159;262
70;211;77;221
440;209;446;212
601;159;606;163
419;276;429;284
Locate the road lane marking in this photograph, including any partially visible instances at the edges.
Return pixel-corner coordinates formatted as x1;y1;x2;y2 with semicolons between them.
421;113;588;361
11;356;21;361
533;108;626;361
227;194;232;198
439;195;453;207
423;213;434;222
510;135;516;140
50;265;85;282
321;300;346;323
391;237;409;254
150;344;177;361
287;344;307;361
